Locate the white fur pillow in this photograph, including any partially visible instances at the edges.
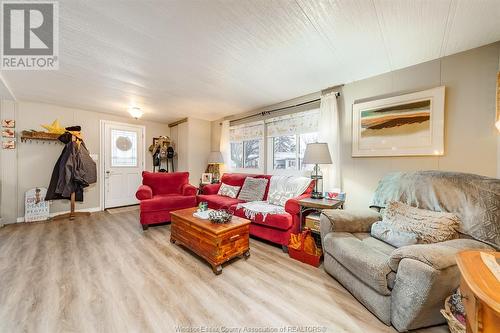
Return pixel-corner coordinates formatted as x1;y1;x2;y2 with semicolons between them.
217;183;241;198
371;201;460;247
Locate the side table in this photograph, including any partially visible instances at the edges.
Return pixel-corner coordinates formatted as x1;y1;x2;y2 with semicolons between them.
298;197;344;238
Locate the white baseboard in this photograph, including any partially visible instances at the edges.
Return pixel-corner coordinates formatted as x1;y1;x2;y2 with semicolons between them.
16;207;102;223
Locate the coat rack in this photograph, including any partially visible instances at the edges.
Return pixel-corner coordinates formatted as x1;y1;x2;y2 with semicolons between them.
51;134;91;221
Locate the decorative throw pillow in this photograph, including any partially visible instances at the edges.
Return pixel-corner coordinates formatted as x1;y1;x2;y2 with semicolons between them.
217;183;241;198
237;177;268;202
371;201;460;247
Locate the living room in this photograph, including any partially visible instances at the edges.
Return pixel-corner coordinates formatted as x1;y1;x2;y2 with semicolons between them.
0;1;499;333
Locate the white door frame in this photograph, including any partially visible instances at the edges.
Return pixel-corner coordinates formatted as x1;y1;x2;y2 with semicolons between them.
99;120;146;210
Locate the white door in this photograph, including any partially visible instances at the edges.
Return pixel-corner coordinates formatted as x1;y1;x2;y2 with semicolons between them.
103;121;145;208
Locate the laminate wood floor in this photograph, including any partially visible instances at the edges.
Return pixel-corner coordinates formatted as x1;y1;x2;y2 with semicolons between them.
0;211;448;333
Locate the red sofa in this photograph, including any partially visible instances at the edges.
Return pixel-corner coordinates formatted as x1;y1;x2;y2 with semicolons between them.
135;171;197;230
198;173;313;250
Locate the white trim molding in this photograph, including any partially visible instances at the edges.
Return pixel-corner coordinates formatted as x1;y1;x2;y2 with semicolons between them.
16;206;101;223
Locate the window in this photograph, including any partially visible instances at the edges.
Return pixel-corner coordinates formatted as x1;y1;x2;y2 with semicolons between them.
230;142;243;168
229;122;264;170
243;139;260;168
273;135;296;170
111;129;137;167
267;110;319;172
271;132;318;171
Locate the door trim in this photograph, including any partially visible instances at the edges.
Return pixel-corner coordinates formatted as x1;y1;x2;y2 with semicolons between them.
99;120;146;211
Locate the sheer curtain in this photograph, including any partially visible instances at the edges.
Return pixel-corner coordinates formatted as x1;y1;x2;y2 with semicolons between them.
219;120;230;173
318;91;341;191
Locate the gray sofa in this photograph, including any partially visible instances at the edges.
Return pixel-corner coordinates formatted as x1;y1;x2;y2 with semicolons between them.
320;171;499;332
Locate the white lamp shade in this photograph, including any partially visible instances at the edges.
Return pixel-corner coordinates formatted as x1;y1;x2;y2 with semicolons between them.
208;151;224;164
302;143;332;164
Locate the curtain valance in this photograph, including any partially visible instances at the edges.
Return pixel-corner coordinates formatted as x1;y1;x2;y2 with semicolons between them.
229;121;264;142
266;109;319;137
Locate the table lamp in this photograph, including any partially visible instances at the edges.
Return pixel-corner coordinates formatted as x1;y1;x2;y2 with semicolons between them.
302;143;332;199
207;151;224;183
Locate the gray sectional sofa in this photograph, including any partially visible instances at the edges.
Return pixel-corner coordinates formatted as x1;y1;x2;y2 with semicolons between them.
320;171;499;331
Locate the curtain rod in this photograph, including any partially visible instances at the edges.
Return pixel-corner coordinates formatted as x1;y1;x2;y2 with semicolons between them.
231;91;340;124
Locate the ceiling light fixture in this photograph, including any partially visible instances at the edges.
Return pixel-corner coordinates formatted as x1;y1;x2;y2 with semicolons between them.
128;106;143;119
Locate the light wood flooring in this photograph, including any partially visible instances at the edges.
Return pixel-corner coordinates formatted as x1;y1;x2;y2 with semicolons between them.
0;210;448;333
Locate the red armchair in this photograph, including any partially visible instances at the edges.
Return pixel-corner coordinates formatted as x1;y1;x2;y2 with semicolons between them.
136;171;197;230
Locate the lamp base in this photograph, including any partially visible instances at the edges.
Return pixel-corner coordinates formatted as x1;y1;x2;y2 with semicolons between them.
311;192;323;199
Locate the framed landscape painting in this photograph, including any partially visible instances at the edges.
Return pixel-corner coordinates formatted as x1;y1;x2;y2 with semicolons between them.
352;86;445;157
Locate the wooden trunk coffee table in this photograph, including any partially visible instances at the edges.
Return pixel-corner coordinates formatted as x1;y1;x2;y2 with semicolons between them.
170;207;251;275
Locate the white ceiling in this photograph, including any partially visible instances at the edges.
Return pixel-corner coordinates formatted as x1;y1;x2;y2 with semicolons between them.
1;0;500;123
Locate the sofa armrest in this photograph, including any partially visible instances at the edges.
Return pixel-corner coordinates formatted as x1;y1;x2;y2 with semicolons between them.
182;184;197;196
201;183;221;195
284;193;311;216
136;185;153;200
389;239;494;272
320;208;381;238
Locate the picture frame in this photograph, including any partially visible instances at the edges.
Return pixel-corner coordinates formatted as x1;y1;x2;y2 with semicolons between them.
2;119;15;128
2;140;15;149
201;173;213;185
352;86;445;157
2;129;15;138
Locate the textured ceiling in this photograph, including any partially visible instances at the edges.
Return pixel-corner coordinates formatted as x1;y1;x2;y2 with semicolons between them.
1;0;500;123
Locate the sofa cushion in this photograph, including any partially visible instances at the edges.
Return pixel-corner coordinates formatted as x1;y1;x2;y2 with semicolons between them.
323;232;395;295
217;183;241;198
197;194;245;210
219;173;254;187
232;207;293;231
238;177;268;202
140;195;197;212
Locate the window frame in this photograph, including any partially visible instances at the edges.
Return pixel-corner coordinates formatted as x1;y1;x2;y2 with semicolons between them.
266;132;318;175
229;138;264;174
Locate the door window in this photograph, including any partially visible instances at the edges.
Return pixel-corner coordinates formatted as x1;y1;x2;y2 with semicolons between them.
111;129;137;167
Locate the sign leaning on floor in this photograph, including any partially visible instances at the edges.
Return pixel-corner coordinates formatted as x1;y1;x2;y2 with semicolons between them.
25;188;50;222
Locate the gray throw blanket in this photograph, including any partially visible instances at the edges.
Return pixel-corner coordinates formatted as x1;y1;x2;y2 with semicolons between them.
370;170;500;249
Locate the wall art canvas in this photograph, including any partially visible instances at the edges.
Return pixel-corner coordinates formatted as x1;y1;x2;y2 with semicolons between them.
2;140;15;149
2;129;15;138
352;86;445;157
25;187;50;222
2;119;15;128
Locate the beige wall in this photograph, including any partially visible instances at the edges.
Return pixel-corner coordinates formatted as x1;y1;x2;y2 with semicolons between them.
340;42;499;209
0;101;170;222
170;117;211;185
210;42;500;209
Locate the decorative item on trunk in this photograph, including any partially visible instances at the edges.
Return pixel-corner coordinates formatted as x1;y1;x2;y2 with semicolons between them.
208;209;232;224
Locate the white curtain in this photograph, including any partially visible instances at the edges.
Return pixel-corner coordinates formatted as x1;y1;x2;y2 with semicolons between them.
318;92;341;191
219;120;230;173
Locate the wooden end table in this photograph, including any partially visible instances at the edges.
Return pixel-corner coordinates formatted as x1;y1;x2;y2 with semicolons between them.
298;197;344;233
170;207;251;275
456;250;500;333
